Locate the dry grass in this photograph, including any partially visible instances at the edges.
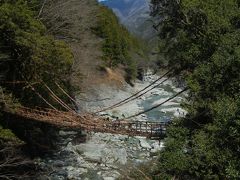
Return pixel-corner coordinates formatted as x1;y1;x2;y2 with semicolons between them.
104;67;125;87
117;160;158;180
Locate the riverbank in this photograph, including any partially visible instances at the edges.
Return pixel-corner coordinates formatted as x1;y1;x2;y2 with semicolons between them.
37;70;186;180
78;69;187;121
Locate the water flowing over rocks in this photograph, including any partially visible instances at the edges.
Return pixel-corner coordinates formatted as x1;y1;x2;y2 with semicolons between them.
37;69;187;179
37;132;162;180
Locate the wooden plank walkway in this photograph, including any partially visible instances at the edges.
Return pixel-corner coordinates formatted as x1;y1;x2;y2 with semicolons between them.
4;107;169;138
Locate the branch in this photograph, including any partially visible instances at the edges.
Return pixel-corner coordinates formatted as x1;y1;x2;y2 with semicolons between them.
38;0;47;18
0;146;34;179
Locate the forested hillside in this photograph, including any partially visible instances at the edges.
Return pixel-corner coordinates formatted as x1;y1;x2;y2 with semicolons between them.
101;0;155;40
0;0;75;178
135;0;240;179
0;0;143;178
2;0;239;179
93;5;141;81
0;0;74;108
101;0;160;71
42;0;144;89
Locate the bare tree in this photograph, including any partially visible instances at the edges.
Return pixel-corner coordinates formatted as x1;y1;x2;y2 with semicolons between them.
0;144;35;180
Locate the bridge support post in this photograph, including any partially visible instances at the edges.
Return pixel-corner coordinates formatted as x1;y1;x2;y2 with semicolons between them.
136;121;139;133
145;122;148;133
150;124;153;138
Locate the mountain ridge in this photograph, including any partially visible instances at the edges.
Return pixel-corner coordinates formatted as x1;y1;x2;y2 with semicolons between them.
101;0;156;40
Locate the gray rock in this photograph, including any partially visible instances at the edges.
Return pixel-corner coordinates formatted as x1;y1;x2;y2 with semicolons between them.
51;176;65;180
80;162;95;169
54;171;68;177
102;170;120;180
53;160;65;167
151;141;165;153
103;177;115;180
59;131;78;136
66;166;86;179
139;139;151;149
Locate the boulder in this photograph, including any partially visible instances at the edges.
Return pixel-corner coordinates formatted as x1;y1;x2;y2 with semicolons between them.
59;131;78;136
139;139;151;150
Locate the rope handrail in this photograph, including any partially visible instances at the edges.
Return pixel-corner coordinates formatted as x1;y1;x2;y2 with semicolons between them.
20;74;58;110
42;82;76;113
38;0;47;18
97;76;171;113
55;82;111;103
121;88;188;120
7;71;191;138
94;69;173;113
49;94;72;112
31;86;58;110
55;82;76;103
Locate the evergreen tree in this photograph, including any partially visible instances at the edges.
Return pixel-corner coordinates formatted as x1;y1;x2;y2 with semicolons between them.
0;0;74;108
150;0;240;178
93;5;140;80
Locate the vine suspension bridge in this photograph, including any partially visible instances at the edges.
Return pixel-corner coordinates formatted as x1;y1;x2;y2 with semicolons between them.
2;70;187;138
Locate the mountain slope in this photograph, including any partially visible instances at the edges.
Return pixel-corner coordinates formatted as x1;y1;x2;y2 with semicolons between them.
42;0;142;97
101;0;156;40
42;0;102;90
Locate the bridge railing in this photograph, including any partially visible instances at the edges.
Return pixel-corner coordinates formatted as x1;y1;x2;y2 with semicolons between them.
105;120;169;138
9;106;170;138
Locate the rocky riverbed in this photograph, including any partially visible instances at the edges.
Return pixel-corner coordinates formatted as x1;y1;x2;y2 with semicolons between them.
78;69;187;121
37;131;164;180
37;70;187;180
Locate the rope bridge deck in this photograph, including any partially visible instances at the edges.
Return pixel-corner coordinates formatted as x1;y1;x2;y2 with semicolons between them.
5;107;168;138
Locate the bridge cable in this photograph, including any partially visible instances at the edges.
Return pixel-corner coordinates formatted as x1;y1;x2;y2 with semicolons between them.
120;88;188;120
42;82;76;113
49;94;72;112
19;74;58;110
27;74;73;112
53;82;78;111
54;82;109;103
33;88;58;110
26;82;58;110
96;76;171;114
185;110;210;127
0;81;27;84
54;82;76;103
94;69;174;113
30;74;74;112
38;0;47;18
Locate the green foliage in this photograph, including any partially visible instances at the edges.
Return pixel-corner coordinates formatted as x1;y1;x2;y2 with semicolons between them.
150;0;240;179
0;125;19;141
0;0;74;108
93;5;139;80
0;89;20;142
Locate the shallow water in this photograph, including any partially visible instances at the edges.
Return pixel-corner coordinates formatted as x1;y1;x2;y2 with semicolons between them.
141;81;185;122
37;71;186;180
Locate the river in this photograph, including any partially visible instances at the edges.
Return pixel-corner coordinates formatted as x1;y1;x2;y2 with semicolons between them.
37;70;187;180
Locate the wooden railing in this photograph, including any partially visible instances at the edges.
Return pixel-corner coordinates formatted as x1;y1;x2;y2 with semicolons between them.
4;107;169;138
